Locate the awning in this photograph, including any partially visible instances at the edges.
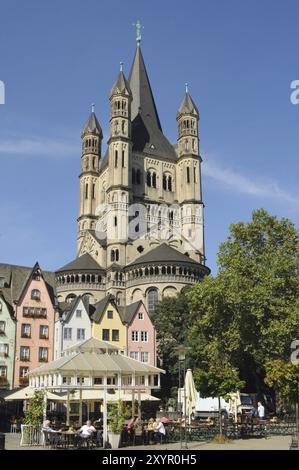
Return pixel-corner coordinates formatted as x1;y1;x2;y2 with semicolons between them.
4;386;62;401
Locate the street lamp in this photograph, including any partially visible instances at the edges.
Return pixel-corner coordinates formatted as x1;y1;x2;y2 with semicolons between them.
174;344;190;449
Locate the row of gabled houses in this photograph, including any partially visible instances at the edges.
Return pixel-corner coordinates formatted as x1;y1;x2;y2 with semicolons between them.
0;262;156;390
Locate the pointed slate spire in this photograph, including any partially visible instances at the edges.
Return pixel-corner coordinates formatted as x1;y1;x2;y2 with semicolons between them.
128;45;162;131
82;106;103;138
110;67;131;98
177;86;199;118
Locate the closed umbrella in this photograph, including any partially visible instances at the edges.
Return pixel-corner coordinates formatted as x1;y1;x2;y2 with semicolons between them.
184;369;198;424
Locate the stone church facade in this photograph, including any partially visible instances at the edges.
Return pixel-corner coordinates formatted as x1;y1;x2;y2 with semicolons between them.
55;35;210;313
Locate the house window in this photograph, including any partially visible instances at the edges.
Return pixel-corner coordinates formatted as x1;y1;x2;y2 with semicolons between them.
147;288;158;314
94;377;103;385
115;150;118;167
0;321;5;334
102;329;109;341
138;312;144;320
21;324;31;338
39;347;48;362
141;331;148;342
107;376;116;385
92;184;95;199
141;352;149;363
0;344;8;358
31;289;41;301
130;351;138;360
131;331;139;342
62;376;71;385
77;328;85;340
40;325;49;339
0;366;7;377
20;346;30;361
107;310;113;319
76;310;82;318
85;183;88;199
139;375;145;385
186;166;190;183
122;150;125;167
19;366;29;378
112;329;119;342
63;328;72;340
136;169;141;184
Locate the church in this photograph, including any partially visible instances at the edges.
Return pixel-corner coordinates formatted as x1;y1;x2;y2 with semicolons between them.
55;23;210;314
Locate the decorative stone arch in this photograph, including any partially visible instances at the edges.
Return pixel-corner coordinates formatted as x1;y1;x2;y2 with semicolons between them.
162;286;178;298
131;288;143;303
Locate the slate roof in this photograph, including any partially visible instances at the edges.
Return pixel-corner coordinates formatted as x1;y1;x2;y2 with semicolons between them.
118;300;142;324
110;70;131;97
82;111;103;138
0;262;56;305
127;243;202;267
129;46;177;160
56;253;104;273
177;91;199;117
90;294;116;323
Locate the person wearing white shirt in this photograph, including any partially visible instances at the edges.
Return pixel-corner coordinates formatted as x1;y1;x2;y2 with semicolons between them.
78;420;96;439
257;402;265;420
154;419;166;443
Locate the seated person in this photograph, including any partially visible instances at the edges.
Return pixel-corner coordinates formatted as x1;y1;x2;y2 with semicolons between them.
153;419;166;443
77;420;96;440
42;420;60;433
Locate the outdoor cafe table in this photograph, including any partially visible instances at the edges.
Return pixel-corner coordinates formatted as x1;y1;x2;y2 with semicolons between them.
59;431;77;449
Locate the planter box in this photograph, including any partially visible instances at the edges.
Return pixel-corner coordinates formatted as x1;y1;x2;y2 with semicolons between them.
108;431;120;449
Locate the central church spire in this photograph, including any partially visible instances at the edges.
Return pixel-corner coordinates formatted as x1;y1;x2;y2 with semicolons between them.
128;45;162;131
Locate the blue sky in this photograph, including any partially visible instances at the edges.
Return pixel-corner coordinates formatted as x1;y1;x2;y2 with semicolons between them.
0;0;298;274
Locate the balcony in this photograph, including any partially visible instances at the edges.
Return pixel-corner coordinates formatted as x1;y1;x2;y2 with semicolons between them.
23;311;47;319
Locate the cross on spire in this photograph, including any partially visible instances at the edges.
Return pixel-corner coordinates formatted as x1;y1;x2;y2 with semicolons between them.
91;103;95;113
185;83;189;94
120;61;123;72
133;20;144;46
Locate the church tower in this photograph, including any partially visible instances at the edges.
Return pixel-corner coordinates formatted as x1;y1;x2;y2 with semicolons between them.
78;106;103;249
106;65;132;263
177;85;205;262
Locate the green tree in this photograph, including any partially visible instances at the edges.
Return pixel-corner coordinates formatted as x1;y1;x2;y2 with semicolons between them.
188;209;299;395
24;390;45;426
194;356;244;436
264;359;299;404
152;288;193;401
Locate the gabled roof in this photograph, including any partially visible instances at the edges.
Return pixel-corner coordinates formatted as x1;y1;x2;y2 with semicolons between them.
118;300;143;324
0;262;56;305
127;243;202;267
90;294;117;323
56;253;104;273
110;70;131;97
177;91;199;117
82;111;103;138
58;295;90;322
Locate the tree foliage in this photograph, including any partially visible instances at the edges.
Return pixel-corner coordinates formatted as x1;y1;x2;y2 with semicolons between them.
24;390;45;426
264;359;299;404
187;209;299;394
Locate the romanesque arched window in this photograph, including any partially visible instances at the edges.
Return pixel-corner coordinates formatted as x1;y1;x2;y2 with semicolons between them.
136;169;141;184
132;168;136;184
147;288;158;315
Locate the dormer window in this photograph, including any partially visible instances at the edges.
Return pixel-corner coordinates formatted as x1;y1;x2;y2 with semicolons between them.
33;271;40;281
31;289;41;301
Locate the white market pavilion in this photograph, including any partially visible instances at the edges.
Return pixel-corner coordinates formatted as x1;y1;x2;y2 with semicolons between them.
28;337;165;442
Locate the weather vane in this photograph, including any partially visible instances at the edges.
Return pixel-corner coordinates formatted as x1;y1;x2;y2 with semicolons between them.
133;20;144;45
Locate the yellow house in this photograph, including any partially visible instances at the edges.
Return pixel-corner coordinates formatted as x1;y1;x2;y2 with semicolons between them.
91;295;127;352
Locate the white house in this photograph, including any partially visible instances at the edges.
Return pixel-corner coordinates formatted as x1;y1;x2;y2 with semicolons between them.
54;296;92;359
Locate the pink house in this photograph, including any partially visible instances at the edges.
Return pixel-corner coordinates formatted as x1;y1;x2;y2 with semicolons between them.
13;263;56;387
121;301;156;366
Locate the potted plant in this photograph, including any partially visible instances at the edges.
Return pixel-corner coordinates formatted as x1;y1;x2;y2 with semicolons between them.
107;402;126;449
